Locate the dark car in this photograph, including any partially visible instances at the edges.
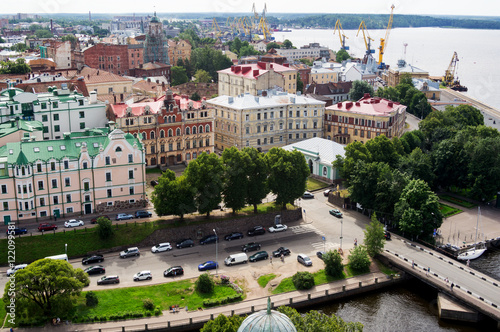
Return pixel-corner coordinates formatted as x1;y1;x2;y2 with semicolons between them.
224;232;244;241
198;260;218;271
6;227;28;236
249;251;269;262
91;215;110;224
135;210;152;218
272;247;291;258
82;254;104;265
247;226;266;237
176;238;194;249
200;234;218;245
164;266;184;277
316;251;326;260
385;231;391;240
242;242;261;253
84;265;106;275
38;223;57;231
150;180;159;187
97;275;119;285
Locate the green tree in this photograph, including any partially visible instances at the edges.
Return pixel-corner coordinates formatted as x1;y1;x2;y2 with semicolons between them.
230;37;242;54
194;69;212;83
277;305;363;332
0;58;31;74
266;148;309;209
266;42;281;51
375;86;400;102
185;152;224;217
409;92;432;119
323;250;344;277
171;66;189;86
394;179;443;239
296;73;304;93
61;34;78;49
349;161;391;210
190;92;201;101
11;42;27;52
333;141;371;184
222;147;250;214
35;29;53;38
96;216;114;240
349;80;374;101
363;213;386;257
3;259;89;319
431;138;468;190
365;135;400;168
85;291;98;307
152;170;195;220
243;147;269;214
399;73;414;86
374;169;410;218
282;39;293;49
200;314;245;332
397;147;434;186
292;271;315;290
299;58;313;66
239;45;260;57
466;137;500;201
195;273;214;294
336;49;351;62
348;245;371;272
190;47;232;82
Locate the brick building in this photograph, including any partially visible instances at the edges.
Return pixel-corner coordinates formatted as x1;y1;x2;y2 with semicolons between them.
75;44;130;76
167;39;191;66
128;44;144;71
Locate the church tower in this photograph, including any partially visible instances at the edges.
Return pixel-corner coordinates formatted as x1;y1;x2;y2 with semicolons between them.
143;12;170;64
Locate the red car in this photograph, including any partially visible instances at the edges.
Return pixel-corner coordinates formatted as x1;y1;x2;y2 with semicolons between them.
38;223;58;231
91;215;110;224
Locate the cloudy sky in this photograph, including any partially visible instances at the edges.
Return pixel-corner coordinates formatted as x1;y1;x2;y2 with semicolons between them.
3;0;500;16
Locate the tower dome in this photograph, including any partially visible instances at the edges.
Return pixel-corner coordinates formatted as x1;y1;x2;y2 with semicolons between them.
237;298;296;332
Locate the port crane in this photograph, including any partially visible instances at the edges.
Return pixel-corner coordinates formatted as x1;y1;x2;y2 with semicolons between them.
334;19;349;50
356;21;375;63
378;4;395;69
443;52;468;91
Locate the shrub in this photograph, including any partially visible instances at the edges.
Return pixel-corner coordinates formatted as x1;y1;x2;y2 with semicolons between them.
85;291;98;307
96;216;114;240
220;275;230;285
348;245;371;272
324;250;344;277
196;273;214;294
292;271;315;290
154;306;162;316
143;298;155;311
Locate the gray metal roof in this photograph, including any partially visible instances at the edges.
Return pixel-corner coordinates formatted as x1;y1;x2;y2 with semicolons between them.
282;137;346;165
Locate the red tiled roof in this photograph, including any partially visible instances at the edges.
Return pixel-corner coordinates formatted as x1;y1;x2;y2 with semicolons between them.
218;61;294;79
65;66;133;84
110;96;166;118
326;93;405;116
172;94;203;110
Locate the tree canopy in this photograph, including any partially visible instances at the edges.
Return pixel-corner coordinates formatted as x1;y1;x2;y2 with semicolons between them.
200;314;244;332
190;47;233;82
221;147;251;213
336;49;351;62
171;66;189;86
152;169;195;220
0;58;31;74
363;213;386;257
349;80;374;101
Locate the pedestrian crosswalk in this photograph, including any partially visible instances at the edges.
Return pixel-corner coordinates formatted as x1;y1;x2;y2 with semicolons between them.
311;241;339;250
289;224;326;236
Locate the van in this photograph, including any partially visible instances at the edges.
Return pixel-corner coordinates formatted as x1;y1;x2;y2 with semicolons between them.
224;253;248;266
45;254;69;262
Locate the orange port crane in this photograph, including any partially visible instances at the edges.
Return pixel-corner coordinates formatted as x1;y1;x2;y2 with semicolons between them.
378;4;395;69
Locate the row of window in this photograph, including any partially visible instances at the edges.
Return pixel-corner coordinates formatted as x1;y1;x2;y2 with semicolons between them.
147;139;210;154
331;115;385;128
136;125;211;140
241;132;318;147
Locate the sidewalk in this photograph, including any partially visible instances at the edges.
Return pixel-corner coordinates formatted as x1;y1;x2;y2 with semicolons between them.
11;272;391;332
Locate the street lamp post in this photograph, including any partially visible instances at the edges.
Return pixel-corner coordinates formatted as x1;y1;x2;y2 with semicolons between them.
213;229;218;277
340;218;343;250
65;243;67;256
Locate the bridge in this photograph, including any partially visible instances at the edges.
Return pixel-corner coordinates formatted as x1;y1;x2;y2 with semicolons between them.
384;237;500;328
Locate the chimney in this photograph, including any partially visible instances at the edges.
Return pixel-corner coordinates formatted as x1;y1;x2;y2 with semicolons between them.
108;121;116;131
147;78;151;82
89;91;97;104
337;102;342;108
363;93;371;99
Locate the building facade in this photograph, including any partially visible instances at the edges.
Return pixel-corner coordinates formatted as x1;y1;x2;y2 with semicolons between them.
0;129;145;223
275;43;329;62
109;90;214;166
143;14;169;65
207;92;325;153
324;94;406;145
386;60;429;87
167;39;191;66
75;43;130;76
39;40;72;69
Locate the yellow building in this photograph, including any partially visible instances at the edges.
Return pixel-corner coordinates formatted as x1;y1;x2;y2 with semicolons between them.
310;65;338;84
324;94;406;145
207;92;325;153
386;60;429;87
167;39;192;66
217;62;298;97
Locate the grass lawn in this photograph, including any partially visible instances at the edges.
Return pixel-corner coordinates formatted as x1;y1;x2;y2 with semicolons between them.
239;203;294;214
257;274;277;288
0;221;167;265
375;258;397;275
439;203;462;218
306;177;329;191
145;167;163;174
74;279;239;320
439;195;476;209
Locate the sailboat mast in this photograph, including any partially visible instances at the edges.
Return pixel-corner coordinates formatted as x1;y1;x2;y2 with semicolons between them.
474;207;480;250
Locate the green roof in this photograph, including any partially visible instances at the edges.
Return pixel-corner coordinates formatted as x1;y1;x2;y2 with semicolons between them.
0;120;43;139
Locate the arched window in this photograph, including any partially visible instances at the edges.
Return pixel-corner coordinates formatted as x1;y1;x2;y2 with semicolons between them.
323;166;328;176
150;131;155;139
168;129;173;137
133;133;138;138
192;126;197;134
185;127;190;135
115;146;122;152
163;116;167;123
160;130;165;138
199;125;203;133
205;124;210;132
176;128;181;136
141;132;146;140
186;153;191;160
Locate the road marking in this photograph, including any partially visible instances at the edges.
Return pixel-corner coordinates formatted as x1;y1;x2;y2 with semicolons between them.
311;241;338;250
290;224;325;236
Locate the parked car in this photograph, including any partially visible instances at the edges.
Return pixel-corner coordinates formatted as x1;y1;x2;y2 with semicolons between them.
97;275;120;285
329;209;343;218
247;226;266;237
242;242;261;252
200;234;218;245
224;232;244;241
385;231;392;240
91;215;110;224
176;238;194;249
64;219;84;228
6;264;27;277
38;223;57;231
135;210;152;218
133;270;152;281
268;224;288;233
120;247;140;258
302;191;314;199
82;254;104;265
323;189;333;197
316;251;326;260
198;261;218;271
249;251;269;262
6;227;28;236
297;254;313;266
116;213;133;220
151;243;172;253
150;180;159;187
272;247;291;257
164;266;184;277
84;265;105;275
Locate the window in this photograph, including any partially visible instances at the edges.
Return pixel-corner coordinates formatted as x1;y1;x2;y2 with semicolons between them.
257;139;261;145
38;180;44;190
105;156;110;165
52;102;58;108
64;160;69;169
83;161;88;169
304;110;308;117
129;170;134;179
1;185;6;194
53;196;59;205
42;115;48;122
257;126;261;133
177;142;181;150
41;103;47;110
79;111;85;118
296;133;299;139
3;202;8;210
257;113;261;120
85;195;90;202
105;172;111;182
83;182;90;191
54;125;60;132
245;114;249;121
51;179;57;188
128;154;133;163
129;186;135;195
367;131;371;138
66;207;74;213
360;130;364;138
107;189;112;198
296;122;300;129
80;122;85;129
151;145;156;154
66;194;72;203
37;163;42;172
53;114;59;121
40;198;45;206
296;111;300;117
168;143;173;151
288;122;292;130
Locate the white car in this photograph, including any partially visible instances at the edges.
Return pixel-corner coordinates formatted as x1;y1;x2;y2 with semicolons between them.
151;242;172;253
297;254;313;266
64;219;84;228
133;270;152;281
268;224;288;233
6;264;28;276
302;191;314;199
